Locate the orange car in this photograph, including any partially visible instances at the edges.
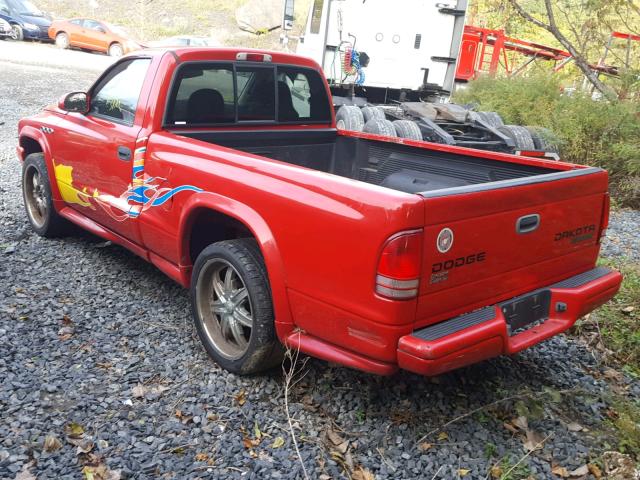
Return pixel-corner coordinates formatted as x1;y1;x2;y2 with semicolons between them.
48;18;143;56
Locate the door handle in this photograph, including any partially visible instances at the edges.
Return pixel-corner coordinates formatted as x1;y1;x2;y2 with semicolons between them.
516;214;540;234
117;146;132;161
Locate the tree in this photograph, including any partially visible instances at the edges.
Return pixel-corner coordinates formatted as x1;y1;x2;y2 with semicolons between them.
507;0;618;100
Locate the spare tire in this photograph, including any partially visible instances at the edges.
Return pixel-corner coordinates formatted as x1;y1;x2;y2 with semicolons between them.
497;125;535;150
525;126;560;153
479;111;504;128
336;106;364;132
392;120;422;141
363;118;397;137
361;106;385;123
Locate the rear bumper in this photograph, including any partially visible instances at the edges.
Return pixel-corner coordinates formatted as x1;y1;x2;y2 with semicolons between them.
397;266;622;376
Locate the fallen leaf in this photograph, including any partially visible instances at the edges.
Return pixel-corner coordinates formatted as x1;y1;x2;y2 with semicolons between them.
271;436;285;448
513;416;528;430
587;463;602;478
14;462;37;480
621;306;635;314
83;466;95;480
458;468;471;477
175;409;183;419
523;429;546;452
490;465;503;478
327;428;345;446
62;314;73;325
602;451;638;479
336;440;349;454
131;384;147;398
569;465;589;477
65;422;84;438
552;465;569;477
43;434;62;452
437;431;448;441
254;421;262;440
602;368;624;382
195;452;209;462
242;437;260;449
418;442;432;452
235;390;247;406
352;467;375;480
76;440;95;455
503;422;519;434
566;422;583;432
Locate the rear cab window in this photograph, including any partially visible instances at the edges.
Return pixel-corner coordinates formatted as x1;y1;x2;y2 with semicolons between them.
165;61;331;127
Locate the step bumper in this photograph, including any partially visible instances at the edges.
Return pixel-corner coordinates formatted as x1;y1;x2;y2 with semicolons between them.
397;266;622;376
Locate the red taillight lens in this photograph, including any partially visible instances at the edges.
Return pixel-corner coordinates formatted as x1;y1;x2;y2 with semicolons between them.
598;193;610;243
376;230;422;300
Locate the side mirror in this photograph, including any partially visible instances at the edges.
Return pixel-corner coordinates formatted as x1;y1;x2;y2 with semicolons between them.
58;91;89;113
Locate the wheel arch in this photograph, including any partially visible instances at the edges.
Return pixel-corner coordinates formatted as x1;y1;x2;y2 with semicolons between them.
18;129;64;206
179;192;293;329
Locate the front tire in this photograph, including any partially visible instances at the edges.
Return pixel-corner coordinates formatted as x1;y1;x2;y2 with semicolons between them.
55;32;69;49
108;42;123;57
10;25;23;41
22;153;71;237
191;239;283;375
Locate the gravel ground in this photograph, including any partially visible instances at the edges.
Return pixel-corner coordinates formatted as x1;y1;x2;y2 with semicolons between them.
1;51;639;480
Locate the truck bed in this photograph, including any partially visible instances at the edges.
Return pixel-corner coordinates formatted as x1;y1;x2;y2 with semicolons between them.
173;129;564;195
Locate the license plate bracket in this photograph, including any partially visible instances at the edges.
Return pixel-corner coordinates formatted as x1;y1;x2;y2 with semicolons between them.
500;289;551;335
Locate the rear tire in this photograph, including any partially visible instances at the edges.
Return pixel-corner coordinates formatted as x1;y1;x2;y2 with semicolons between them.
191;239;283;375
55;32;69;49
363;118;397;137
335;105;364;132
22;153;71;238
361;106;385;123
497;125;535;150
525;126;560;153
108;42;123;57
479;111;504;128
392;120;422;141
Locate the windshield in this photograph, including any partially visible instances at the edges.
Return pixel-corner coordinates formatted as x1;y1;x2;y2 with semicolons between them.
15;0;43;16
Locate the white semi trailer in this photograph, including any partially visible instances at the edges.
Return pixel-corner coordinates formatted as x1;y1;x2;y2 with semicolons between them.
288;0;558;154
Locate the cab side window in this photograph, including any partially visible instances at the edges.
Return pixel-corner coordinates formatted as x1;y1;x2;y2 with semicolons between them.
89;59;150;126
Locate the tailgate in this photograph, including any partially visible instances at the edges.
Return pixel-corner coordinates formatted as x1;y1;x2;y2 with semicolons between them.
415;167;609;327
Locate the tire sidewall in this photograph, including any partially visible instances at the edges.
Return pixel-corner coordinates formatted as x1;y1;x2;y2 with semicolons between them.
109;43;123;57
11;24;23;41
190;240;278;374
22;153;55;236
56;32;68;48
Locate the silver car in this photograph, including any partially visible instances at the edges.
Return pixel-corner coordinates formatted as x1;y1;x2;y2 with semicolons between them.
0;18;13;38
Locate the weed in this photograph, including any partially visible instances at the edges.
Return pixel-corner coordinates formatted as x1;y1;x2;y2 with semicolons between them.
573;259;640;374
454;74;640;207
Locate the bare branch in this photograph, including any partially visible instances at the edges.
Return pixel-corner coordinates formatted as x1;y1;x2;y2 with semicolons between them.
508;0;617;100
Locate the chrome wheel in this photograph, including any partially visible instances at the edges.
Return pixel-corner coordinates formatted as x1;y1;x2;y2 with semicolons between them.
196;258;253;360
24;165;47;228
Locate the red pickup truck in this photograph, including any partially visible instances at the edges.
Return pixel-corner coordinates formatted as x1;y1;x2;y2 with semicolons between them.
18;47;622;376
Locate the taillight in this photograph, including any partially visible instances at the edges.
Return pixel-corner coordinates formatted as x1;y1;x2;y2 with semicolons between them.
598;193;610;243
376;230;422;300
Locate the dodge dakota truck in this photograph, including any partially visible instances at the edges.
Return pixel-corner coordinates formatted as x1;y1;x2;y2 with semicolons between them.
17;47;622;376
